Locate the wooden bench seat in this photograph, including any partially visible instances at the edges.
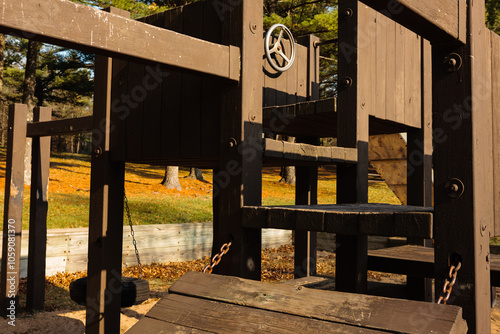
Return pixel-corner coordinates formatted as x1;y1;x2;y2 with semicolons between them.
127;271;467;333
368;245;500;286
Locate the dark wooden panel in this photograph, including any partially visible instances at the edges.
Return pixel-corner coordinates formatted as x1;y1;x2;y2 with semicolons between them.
0;0;239;80
492;30;500;236
160;7;183;159
125;62;145;160
110;58;128;161
180;2;203;159
27;116;92;137
0;104;27;316
26;107;51;312
201;1;222;159
357;0;464;43
168;271;467;333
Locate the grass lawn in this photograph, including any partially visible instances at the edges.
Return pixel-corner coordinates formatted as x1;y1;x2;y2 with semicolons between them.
0;148;401;230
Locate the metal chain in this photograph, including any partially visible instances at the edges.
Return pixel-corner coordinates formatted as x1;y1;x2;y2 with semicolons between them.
437;261;462;304
203;242;232;274
124;192;143;279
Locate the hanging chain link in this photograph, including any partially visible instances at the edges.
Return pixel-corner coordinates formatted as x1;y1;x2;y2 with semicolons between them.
124;192;143;279
203;242;232;274
437;261;462;304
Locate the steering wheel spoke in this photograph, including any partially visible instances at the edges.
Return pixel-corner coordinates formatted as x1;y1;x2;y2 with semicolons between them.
265;24;296;72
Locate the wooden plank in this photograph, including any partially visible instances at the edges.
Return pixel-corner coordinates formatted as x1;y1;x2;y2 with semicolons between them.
404;31;421;128
241;204;433;238
26;116;92;137
127;316;210;333
160;7;183;159
385;20;397;122
375;12;388;120
285;44;298;105
109;57;129;161
358;5;377;118
394;24;406;124
357;0;464;44
169;271;467;333
492;31;500;236
0;0;240;80
0;104;27;317
432;0;492;329
26;107;51;312
336;0;369;293
263;56;277;107
212;0;263;279
86;47;126;333
140;293;380;333
180;2;203;159
296;45;308;102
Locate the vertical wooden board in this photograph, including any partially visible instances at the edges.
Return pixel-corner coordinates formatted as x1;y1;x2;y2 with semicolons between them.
140;12;168;160
263;58;278;107
180;2;204;159
0;104;27;316
296;46;308;102
385;20;397;122
394;24;406;124
286;47;298;105
375;12;388;120
492;31;500;236
160;7;183;159
357;5;376;118
201;1;222;159
404;30;421;128
109;59;128;161
276;73;287;107
125;61;145;161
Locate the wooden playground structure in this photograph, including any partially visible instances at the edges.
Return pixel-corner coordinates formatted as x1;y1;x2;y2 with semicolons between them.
0;0;500;332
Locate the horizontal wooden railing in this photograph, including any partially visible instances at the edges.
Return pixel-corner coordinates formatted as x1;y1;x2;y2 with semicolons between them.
27;116;93;137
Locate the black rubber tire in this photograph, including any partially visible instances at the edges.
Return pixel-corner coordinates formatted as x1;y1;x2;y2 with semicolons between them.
69;276;150;307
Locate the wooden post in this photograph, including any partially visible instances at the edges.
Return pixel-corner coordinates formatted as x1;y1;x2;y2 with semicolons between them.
406;39;433;302
335;0;369;293
86;8;128;334
293;35;320;278
26;107;51;312
212;0;263;279
433;0;492;331
0;104;27;318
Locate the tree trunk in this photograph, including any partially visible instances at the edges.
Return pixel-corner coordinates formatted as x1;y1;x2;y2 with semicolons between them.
279;136;296;185
185;167;204;181
161;166;182;190
23;40;41;186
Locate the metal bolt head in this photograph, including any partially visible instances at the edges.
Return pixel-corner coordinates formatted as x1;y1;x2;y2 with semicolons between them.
445;178;465;199
229;138;238;148
94;146;103;157
444;53;462;72
343;8;353;18
342;77;353;88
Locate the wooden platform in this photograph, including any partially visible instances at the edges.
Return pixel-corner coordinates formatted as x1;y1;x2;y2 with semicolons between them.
126;271;467;333
368;245;500;286
242;204;433;238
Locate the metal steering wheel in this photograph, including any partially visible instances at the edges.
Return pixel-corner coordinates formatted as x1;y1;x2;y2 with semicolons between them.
265;24;296;72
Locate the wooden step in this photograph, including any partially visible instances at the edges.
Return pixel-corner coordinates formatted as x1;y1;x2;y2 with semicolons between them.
263;138;357;166
368;245;500;286
242;204;433;239
127;271;467;333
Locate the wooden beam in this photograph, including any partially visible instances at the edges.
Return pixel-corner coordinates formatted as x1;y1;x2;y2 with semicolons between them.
26;107;51;312
0;104;27;318
0;0;240;81
432;0;492;330
212;0;263;279
357;0;465;44
26;116;92;137
86;9;126;333
336;0;369;294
